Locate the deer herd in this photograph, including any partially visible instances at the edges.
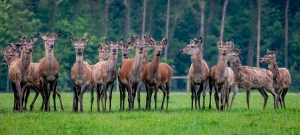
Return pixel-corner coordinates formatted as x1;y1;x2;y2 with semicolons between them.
1;31;291;112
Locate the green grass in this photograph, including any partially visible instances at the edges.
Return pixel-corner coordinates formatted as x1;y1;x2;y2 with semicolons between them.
0;92;300;135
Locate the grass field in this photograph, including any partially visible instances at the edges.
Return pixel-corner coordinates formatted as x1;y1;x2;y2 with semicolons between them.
0;92;299;135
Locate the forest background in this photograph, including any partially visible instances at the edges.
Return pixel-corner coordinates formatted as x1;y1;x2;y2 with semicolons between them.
0;0;299;92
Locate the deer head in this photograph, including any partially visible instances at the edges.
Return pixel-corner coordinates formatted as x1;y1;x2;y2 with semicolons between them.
39;31;61;51
180;37;202;55
18;36;38;54
1;47;13;65
98;43;110;60
153;38;168;56
105;39;122;56
131;35;149;54
120;42;133;59
7;42;23;54
260;48;278;64
227;47;242;62
216;39;234;56
70;37;90;56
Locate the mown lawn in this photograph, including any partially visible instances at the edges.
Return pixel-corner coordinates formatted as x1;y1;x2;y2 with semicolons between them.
0;92;299;135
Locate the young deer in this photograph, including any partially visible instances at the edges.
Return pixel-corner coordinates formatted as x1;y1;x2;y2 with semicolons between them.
228;48;278;109
260;49;291;108
93;39;122;112
143;38;173;111
118;35;151;110
70;37;92;112
8;36;38;112
89;43;109;111
38;31;61;111
208;39;234;110
180;37;209;109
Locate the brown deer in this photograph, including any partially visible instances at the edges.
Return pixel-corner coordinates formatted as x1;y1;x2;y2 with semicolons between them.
208;39;234;110
8;36;38;112
227;47;278;109
93;39;122;111
89;43;109;111
70;37;92;112
180;37;209;109
260;48;291;108
38;31;61;111
118;35;151;110
143;38;173;111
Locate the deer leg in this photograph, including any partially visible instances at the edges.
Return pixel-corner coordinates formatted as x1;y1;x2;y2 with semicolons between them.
246;89;251;110
136;82;142;110
159;85;167;110
132;84;137;109
79;85;87;112
23;87;30;110
52;81;58;111
16;81;24;112
220;85;226;111
96;84;101;112
90;84;94;112
109;83;114;111
214;85;220;110
208;82;213;109
119;82;123;110
190;83;196;109
55;89;64;111
202;81;207;109
154;87;158;111
281;88;288;108
266;86;277;109
29;87;39;111
101;84;107;112
145;84;151;110
276;88;283;109
226;85;231;108
197;84;203;109
229;84;239;109
126;84;133;111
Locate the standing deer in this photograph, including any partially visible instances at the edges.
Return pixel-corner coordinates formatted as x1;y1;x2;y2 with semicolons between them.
38;31;61;111
8;36;38;112
93;39;122;111
70;37;92;112
208;39;234;110
180;37;209;109
260;48;291;108
118;35;151;110
143;38;173;111
90;43;109;111
227;47;278;109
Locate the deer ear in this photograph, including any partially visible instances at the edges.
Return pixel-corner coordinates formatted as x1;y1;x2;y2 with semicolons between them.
131;35;138;43
69;37;76;44
18;36;26;43
98;43;102;50
190;39;195;45
119;39;124;46
228;39;234;50
54;31;61;39
2;47;6;52
82;37;90;45
31;36;38;44
237;47;242;54
161;38;168;46
216;39;221;47
7;43;13;48
267;49;271;54
274;48;278;55
198;37;203;44
105;39;110;46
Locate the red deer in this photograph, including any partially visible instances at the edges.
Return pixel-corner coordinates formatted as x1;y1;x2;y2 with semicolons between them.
260;48;291;108
208;39;234;110
120;42;133;61
8;36;38;112
180;37;209;109
227;47;278;109
118;35;151;110
93;39;122;111
143;38;173;111
70;37;92;112
89;43;109;111
38;31;61;111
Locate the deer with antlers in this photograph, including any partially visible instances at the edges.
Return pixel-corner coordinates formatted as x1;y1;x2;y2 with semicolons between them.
208;39;234;110
227;47;278;109
38;31;61;111
260;48;291;108
180;37;209;109
143;38;173;111
93;39;122;111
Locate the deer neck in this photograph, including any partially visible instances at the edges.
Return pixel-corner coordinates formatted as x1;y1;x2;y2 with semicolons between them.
140;50;148;72
191;49;203;72
230;57;243;83
218;54;228;74
150;52;160;74
132;49;144;72
268;60;280;84
45;43;55;68
107;52;118;72
20;49;32;71
75;54;84;75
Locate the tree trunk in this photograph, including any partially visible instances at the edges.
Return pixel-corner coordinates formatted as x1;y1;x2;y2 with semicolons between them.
104;0;110;37
247;0;255;66
256;0;261;67
141;0;147;38
206;0;214;36
199;0;205;54
147;0;154;36
218;0;228;61
285;0;289;68
164;0;170;60
124;0;131;41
